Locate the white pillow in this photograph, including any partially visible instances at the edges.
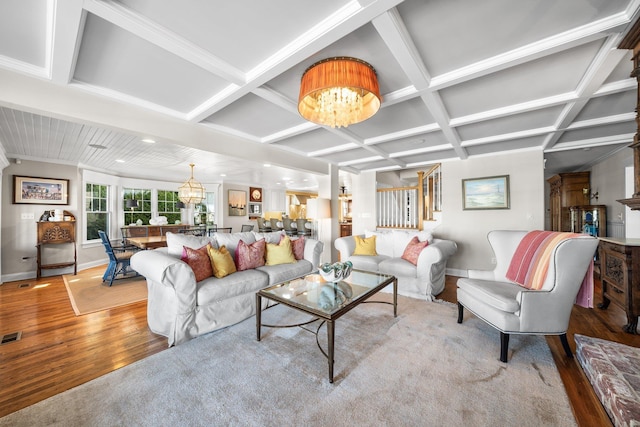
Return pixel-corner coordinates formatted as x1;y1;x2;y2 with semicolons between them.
391;230;433;257
364;229;394;257
252;230;285;244
214;231;256;261
166;232;215;257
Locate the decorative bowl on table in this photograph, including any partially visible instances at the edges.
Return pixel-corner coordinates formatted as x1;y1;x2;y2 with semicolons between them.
319;261;353;282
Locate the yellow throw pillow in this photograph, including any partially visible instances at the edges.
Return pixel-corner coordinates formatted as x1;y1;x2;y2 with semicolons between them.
207;245;237;278
265;235;297;265
353;235;377;256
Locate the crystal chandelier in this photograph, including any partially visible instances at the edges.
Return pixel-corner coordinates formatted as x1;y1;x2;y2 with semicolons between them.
298;57;381;128
178;163;205;204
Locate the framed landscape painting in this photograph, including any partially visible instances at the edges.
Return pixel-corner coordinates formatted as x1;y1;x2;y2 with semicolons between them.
13;175;69;205
462;175;510;210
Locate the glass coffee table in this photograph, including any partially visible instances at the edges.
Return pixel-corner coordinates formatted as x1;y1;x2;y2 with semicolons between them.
256;269;397;383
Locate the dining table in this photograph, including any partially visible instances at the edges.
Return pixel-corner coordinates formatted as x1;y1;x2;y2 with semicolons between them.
126;235;167;250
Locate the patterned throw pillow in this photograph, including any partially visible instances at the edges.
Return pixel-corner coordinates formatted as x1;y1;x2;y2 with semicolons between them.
235;238;266;271
401;236;429;265
291;236;305;260
266;236;296;265
353;235;377;256
207;245;237;278
181;244;214;282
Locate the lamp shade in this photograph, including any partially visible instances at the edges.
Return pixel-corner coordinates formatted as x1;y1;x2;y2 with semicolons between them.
298;57;381;128
125;199;138;209
178;163;205;204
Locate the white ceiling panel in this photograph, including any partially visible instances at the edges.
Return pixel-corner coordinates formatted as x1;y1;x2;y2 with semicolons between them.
75;13;228;113
202;93;306;138
574;90;637;122
440;39;605;119
400;0;629;76
0;0;48;67
457;106;565;141
557;121;636;143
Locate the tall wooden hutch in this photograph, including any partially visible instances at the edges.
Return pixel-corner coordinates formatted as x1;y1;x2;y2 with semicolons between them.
547;171;591;232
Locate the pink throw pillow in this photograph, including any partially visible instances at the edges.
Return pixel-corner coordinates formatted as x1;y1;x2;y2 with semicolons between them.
401;236;429;266
291;236;305;260
235;238;266;271
181;244;213;282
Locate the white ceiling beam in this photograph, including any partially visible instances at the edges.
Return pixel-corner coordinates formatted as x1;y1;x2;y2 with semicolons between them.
544;34;628;151
49;0;85;84
373;8;466;160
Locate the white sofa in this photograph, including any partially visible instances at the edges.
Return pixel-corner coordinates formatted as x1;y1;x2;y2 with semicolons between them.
334;229;457;300
131;231;323;346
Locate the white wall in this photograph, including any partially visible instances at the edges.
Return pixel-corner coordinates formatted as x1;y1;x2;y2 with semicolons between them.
590;147;633;234
626;166;640;237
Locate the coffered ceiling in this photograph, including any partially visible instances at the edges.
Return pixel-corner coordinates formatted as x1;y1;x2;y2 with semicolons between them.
0;0;638;191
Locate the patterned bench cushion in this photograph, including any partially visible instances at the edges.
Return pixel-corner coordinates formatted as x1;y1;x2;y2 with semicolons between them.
575;334;640;426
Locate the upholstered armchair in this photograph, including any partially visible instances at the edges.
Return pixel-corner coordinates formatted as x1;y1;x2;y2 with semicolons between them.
456;230;598;362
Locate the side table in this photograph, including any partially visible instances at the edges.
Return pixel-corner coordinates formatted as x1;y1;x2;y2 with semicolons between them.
597;237;640;334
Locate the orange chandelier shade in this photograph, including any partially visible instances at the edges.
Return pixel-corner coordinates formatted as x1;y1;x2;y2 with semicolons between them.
298;57;381;128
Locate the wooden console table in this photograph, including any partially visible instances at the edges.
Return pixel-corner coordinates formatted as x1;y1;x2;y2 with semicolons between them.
597;237;640;334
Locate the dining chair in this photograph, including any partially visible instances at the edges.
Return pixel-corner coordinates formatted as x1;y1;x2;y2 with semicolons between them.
296;218;311;236
256;218;270;232
270;218;284;231
241;224;254;232
282;218;297;236
98;230;138;286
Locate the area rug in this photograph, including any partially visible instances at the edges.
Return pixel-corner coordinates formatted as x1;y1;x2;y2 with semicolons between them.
62;267;147;315
0;295;575;426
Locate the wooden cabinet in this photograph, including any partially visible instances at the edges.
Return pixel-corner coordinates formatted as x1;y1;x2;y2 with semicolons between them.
547;172;590;232
36;211;76;278
598;238;640;334
570;205;607;237
340;222;352;237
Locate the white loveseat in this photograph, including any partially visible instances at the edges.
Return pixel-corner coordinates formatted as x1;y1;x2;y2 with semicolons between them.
131;230;323;346
334;229;457;300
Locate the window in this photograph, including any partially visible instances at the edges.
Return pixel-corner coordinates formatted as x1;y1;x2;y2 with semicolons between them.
158;190;181;224
86;183;109;240
123;187;152;225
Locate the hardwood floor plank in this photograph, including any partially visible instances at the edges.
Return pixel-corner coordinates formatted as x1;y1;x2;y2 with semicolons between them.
1;269;638;426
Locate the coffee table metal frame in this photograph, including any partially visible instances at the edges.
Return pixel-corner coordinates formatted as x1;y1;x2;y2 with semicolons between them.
256;269;397;383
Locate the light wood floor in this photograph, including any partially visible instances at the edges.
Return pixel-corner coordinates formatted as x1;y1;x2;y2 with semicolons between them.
1;268;639;425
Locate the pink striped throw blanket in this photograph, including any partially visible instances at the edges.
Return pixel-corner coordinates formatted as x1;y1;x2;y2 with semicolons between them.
505;230;594;308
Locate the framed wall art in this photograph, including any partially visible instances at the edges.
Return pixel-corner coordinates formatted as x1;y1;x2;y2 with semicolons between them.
462;175;510;210
13;175;69;205
228;190;247;216
249;187;262;202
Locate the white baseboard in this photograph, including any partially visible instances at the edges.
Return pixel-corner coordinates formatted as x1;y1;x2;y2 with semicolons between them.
446;268;468;278
0;259;108;285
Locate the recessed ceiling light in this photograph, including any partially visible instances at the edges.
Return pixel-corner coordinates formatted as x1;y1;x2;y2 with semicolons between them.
264;163;271;167
142;138;156;144
88;144;107;149
220;173;226;177
115;159;125;163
